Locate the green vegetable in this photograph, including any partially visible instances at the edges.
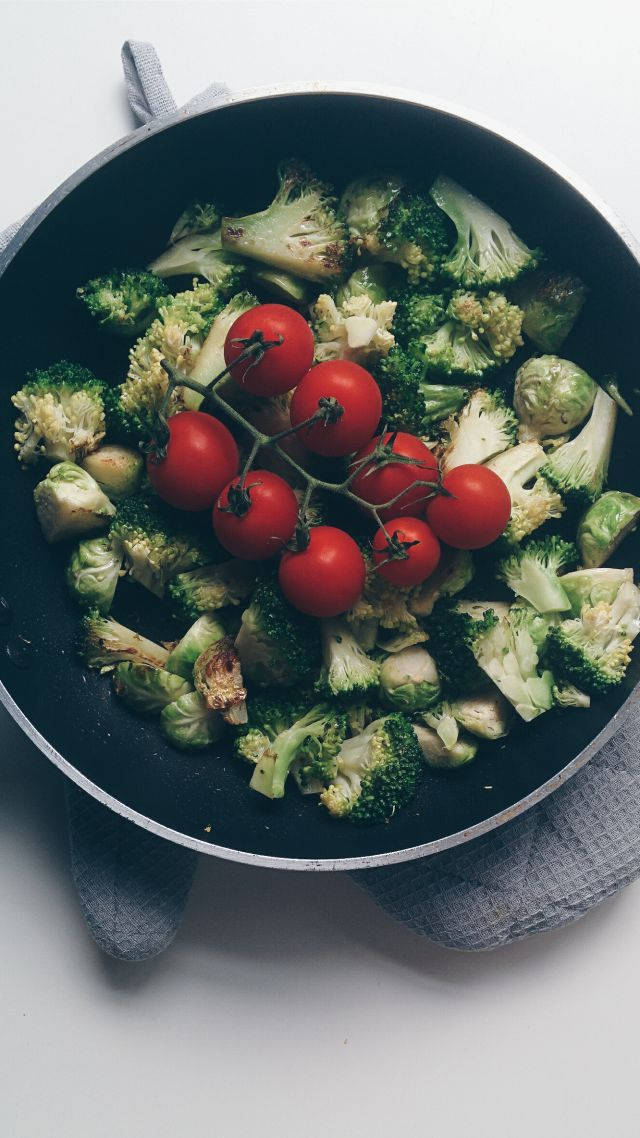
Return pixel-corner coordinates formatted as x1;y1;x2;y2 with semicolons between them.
311;292;396;365
577;491;640;569
110;493;213;598
66;535;122;613
513;355;597;441
424;599;502;696
449;690;511;740
496;536;577;613
251;266;315;307
552;681;591;709
345;553;417;633
182;290;260;409
473;603;555;721
392;290;448;343
320;713;424;824
236;694;347;798
441;388;518;473
486;443;564;543
375;345;468;434
81;444;144;499
160;690;223;750
513;269;587;353
316;618;380;701
76;270;169;336
430;174;540;287
169;202;221;243
379;646;441;712
76;609;169;671
34;462;115;543
165;614;226;679
541;387;618;506
234;576;320;687
545;579;640;695
168;560;257;622
419;702;460;749
413;723;478;769
335;264;401;307
193;637;248;725
413;290;523;379
12;360;109;466
113;662;192;714
559;568;634;615
221;160;348;282
148;227;245;293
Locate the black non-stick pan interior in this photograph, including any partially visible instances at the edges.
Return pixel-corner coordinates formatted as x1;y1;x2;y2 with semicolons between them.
1;92;638;865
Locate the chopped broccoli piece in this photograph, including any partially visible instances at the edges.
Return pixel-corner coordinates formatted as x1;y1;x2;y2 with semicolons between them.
496;536;577;613
169;202;221;243
221;160;348;282
236;693;347;798
415;289;523;379
168;560;257;623
486;443;564;542
430;174;540;287
149;228;245;293
421;319;498;378
110;493;213;598
194;637;248;725
316;618;380;700
558;568;634;615
545;579;640;695
76;270;169;337
446;289;524;360
160;690;223;750
374;345;468;434
577;492;640;569
165;614;226;679
320;713;423;824
379;646;441;712
311;292;396;364
473;604;555;721
182;290;260;409
339;173;405;247
441;388;517;473
513;355;597;442
81;444;144;499
66;535;123;614
423;598;501;696
512;269;587;353
450;690;511;740
393;290;448;344
76;609;169;671
34;462;116;543
552;681;591;709
345;553;418;632
410;547;474;617
541;387;618;506
234;576;320;687
113;662;192;714
412;722;478;769
12;360;108;466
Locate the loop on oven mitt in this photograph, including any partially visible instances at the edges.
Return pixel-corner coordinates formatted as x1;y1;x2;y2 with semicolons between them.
66;785;198;961
121;40;229;125
353;698;640;950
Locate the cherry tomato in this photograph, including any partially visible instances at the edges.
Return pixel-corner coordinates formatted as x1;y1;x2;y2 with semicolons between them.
349;432;438;521
289;361;382;457
213;470;299;561
224;303;314;396
147;411;239;512
372;517;441;586
278;526;366;617
426;464;511;549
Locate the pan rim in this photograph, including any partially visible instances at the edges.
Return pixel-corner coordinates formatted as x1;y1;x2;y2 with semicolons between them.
2;80;639;870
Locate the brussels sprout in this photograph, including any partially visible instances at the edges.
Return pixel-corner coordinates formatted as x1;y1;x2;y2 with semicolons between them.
113;662;192;714
335;264;402;307
379;646;441;711
413;724;478;769
81;445;144;499
66;536;123;614
513;269;587;353
165;613;226;680
559;568;634;615
250;266;314;307
34;462;116;543
577;491;640;569
450;690;511;740
514;356;597;441
160;690;223;750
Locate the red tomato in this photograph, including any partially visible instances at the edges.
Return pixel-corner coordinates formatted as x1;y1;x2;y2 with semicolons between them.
289;361;382;457
147;411;239;512
426;464;511;549
372;517;441;586
349;432;439;521
224;303;314;396
278;526;366;617
213;470;299;561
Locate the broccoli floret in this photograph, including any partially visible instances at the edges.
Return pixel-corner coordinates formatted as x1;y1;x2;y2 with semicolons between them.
66;535;123;614
234;576;320;687
513;355;597;443
559;568;634;615
165;614;226;680
374;345;468;434
423;599;501;696
118;282;224;438
421;319;497;378
430;174;540;287
76;270;169;337
345;552;418;632
449;690;512;740
160;690;223;750
497;536;577;613
76;609;169;671
113;662;192;714
577;492;640;569
34;462;116;543
320;713;423;823
148;228;245;293
545;579;640;695
441;388;518;473
168;560;257;623
541;387;618;506
417;290;523;378
393;290;448;343
512;269;587;353
12;360;109;466
339;173;405;247
169;202;221;243
474;603;555;721
221;160;348;282
311;292;396;364
379;646;440;712
316;618;380;701
552;681;591;709
410;547;475;617
236;694;347;798
193;637;248;725
182;290;260;409
485;443;564;543
81;444;144;499
110;493;213;598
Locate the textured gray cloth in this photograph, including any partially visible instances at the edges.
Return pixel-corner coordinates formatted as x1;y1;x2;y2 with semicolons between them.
4;41;640;959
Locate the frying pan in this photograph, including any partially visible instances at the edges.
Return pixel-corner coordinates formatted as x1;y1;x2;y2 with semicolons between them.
1;84;639;870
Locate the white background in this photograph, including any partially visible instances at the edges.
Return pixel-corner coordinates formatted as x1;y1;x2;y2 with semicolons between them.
2;3;640;1136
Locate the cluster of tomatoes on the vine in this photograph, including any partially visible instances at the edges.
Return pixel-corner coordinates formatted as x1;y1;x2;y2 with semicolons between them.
147;304;511;619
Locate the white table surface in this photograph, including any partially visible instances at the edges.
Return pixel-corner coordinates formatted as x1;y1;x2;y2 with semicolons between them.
2;3;640;1136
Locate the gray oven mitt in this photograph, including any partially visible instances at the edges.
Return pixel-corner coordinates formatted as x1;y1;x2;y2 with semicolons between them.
5;41;640;959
